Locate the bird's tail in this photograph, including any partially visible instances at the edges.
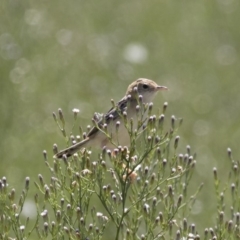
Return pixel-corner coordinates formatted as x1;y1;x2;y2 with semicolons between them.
54;137;90;159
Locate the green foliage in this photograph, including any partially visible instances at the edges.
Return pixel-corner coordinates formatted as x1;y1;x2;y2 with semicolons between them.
1;102;240;240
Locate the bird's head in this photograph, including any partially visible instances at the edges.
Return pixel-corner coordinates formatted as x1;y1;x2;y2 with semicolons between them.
126;78;167;103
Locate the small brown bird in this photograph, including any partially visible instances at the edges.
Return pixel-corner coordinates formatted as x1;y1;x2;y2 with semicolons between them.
54;78;167;159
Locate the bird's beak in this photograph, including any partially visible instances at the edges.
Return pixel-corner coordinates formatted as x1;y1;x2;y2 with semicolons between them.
157;85;168;91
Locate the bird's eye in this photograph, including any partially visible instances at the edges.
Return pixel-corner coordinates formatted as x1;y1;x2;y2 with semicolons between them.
142;84;148;89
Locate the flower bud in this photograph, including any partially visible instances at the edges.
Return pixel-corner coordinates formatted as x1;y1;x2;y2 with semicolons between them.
228;220;233;233
171;115;175;129
175;230;181;240
43;150;47;160
186;145;191;155
174;136;180;149
52;112;57;121
219;211;224;224
204;228;209;237
9;188;15;202
236;212;240;225
38;174;44;187
177;195;182;208
183;218;187;232
227;147;232;159
158;114;164;128
44;222;48;234
25;177;30;190
53;144;58;154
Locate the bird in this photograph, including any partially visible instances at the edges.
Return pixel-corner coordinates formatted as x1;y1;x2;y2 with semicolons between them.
54;78;167;159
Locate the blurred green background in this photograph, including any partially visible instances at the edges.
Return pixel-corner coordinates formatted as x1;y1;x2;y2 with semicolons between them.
1;0;240;236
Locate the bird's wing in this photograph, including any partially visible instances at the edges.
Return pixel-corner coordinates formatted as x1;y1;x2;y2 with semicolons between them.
87;96;128;138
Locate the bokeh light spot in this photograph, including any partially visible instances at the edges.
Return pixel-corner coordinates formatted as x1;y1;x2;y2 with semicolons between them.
24;9;43;26
123;43;148;64
22;200;37;219
193;120;210;136
0;33;22;60
16;58;31;74
56;29;73;46
10;67;25;84
215;45;237;66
